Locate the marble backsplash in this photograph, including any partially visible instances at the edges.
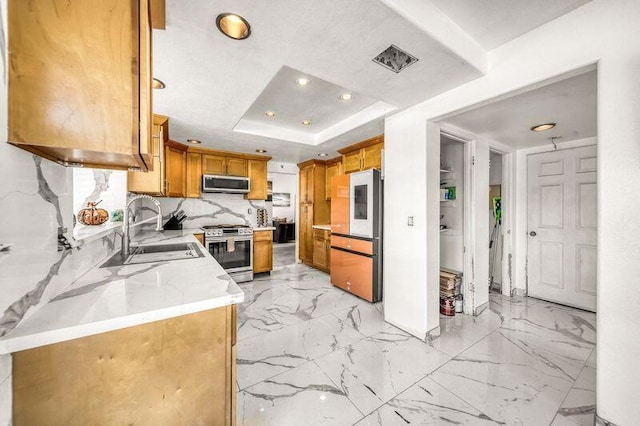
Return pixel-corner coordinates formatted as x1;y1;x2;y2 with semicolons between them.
140;193;271;229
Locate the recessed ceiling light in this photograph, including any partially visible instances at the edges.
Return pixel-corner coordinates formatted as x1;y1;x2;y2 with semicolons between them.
531;123;556;132
187;139;202;144
339;93;353;101
318;153;328;157
302;120;312;126
296;77;311;87
216;13;251;40
152;78;165;89
256;149;267;153
265;111;276;117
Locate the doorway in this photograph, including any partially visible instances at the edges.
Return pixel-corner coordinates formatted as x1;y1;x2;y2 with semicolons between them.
439;134;467;314
267;171;298;268
489;150;504;294
526;145;597;311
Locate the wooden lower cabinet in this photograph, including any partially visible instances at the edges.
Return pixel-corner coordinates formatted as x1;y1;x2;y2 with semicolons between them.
253;230;273;273
312;229;331;272
12;306;238;426
193;232;204;245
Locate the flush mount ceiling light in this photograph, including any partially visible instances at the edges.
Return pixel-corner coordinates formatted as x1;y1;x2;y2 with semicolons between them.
265;111;276;117
372;45;419;73
186;139;202;144
302;120;312;126
318;153;328;157
296;77;311;87
256;149;267;153
216;13;251;40
339;93;353;101
531;122;556;132
152;78;165;89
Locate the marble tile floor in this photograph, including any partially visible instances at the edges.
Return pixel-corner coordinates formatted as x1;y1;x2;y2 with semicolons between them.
272;242;296;268
236;265;596;426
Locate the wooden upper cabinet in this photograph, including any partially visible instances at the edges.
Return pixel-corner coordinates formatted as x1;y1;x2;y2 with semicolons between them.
202;154;248;177
202;155;226;175
338;135;384;174
7;0;153;170
186;152;202;198
227;158;248;177
245;160;268;200
165;141;186;198
325;158;343;201
128;114;168;195
299;167;312;204
362;142;383;170
342;151;362;174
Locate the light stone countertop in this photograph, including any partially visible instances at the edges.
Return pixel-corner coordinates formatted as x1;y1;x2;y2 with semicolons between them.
312;224;331;231
0;230;244;355
253;226;276;231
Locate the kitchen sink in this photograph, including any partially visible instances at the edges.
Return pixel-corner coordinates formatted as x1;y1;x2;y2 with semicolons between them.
101;243;204;268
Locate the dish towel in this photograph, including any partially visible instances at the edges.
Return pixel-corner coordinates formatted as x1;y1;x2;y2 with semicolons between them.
227;237;235;253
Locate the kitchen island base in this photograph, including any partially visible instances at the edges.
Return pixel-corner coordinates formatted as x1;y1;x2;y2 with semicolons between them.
12;305;237;426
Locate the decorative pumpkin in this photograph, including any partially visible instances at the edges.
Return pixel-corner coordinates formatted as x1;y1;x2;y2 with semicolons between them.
77;201;109;225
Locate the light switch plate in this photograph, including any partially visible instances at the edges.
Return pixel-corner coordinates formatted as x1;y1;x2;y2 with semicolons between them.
407;216;414;226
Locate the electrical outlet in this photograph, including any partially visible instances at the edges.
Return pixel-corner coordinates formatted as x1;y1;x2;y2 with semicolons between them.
407;216;414;226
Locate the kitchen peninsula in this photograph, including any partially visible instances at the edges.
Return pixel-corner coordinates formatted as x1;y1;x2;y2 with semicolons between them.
0;230;243;425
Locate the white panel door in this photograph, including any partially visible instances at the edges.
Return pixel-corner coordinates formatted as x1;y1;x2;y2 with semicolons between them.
527;145;597;311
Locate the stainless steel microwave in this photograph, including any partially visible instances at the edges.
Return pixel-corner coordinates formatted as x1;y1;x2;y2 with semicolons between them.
202;174;250;194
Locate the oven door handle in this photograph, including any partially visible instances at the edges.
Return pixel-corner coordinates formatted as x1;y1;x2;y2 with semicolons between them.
206;236;253;243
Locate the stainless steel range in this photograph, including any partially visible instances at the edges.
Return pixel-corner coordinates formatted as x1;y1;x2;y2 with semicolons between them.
202;225;254;283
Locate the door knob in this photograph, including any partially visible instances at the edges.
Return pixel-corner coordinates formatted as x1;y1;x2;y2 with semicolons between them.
529;231;537;237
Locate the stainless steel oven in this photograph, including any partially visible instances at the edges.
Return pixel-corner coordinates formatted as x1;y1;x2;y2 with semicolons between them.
202;225;253;283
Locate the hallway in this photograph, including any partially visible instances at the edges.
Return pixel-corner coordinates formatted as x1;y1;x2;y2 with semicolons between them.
235;264;596;425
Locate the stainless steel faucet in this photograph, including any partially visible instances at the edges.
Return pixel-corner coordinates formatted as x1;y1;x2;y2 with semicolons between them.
122;194;163;256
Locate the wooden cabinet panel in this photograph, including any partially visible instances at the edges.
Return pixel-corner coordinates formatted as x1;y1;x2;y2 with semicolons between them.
299;204;314;263
128;115;168;195
202;154;226;175
8;0;153;170
186;152;202;198
245;160;268;200
343;151;362;174
362;143;383;170
299;167;312;203
12;307;236;425
253;230;273;273
312;229;331;272
227;157;248;177
330;174;350;235
325;160;343;201
165;143;186;198
194;233;204;245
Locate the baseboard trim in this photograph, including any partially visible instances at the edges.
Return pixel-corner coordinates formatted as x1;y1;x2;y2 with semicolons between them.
596;414;618;426
512;288;526;297
426;325;441;342
474;301;489;316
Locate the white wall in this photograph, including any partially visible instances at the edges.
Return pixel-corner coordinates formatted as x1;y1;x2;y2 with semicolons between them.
269;172;297;222
383;1;640;423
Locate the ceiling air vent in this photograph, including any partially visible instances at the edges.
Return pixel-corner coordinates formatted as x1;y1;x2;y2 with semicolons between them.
372;45;419;73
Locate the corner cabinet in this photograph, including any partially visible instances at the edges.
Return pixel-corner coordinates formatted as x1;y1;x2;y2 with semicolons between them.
246;160;268;200
253;230;273;273
338;135;384;174
8;0;153;170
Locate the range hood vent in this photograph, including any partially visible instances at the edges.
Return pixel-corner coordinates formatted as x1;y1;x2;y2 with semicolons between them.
372;45;419;73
